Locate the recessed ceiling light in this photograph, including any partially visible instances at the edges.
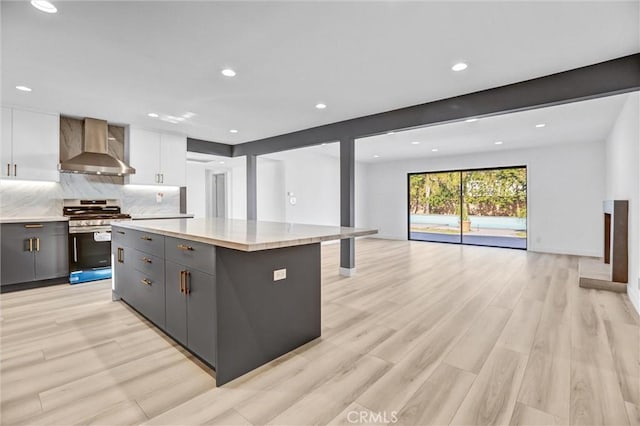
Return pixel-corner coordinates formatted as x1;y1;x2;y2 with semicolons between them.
147;113;159;118
221;68;236;77
387;131;395;135
229;129;238;133
315;103;327;110
494;141;503;145
535;123;546;128
373;155;380;158
465;118;478;123
431;148;439;152
411;141;420;145
451;62;468;72
15;86;32;92
175;117;185;122
321;143;327;146
182;112;196;118
31;0;57;13
219;161;225;165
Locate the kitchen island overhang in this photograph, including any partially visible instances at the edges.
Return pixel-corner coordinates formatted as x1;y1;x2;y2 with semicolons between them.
111;218;377;386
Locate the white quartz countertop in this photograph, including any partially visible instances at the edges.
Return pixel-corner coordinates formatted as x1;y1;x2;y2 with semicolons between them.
0;216;69;224
113;218;377;251
130;213;195;220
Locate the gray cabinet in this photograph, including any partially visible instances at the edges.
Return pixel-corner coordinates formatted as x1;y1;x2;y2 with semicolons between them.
1;222;68;286
165;256;216;366
185;267;216;365
165;260;188;345
0;227;36;285
112;228;165;327
112;224;216;368
112;236;132;303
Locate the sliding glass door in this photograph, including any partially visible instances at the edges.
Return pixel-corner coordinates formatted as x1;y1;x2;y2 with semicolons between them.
408;166;527;249
409;171;462;243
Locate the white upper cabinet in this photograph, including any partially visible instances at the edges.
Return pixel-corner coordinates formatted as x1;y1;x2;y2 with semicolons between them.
127;127;186;186
128;127;161;185
1;107;12;178
159;133;186;186
1;107;59;182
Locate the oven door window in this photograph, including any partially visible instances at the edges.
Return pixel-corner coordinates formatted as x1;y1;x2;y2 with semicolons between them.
69;232;111;271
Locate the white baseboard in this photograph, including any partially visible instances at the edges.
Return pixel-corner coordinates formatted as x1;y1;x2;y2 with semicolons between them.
527;246;601;257
339;267;356;277
369;234;406;241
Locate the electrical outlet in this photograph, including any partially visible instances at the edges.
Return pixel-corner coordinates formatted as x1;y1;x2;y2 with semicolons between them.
273;268;287;281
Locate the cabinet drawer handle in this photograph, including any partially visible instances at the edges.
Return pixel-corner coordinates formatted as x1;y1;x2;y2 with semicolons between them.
177;244;193;251
117;247;124;263
141;257;152;264
179;270;185;294
14;164;17;177
140;236;153;241
6;163;10;176
35;237;40;252
28;238;33;252
140;278;152;286
184;270;191;294
116;230;125;235
24;224;43;228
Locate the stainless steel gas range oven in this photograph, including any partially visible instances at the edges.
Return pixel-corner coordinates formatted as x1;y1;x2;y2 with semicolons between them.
63;199;131;283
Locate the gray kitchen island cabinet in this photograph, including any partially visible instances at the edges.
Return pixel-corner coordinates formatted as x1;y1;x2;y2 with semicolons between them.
111;218;376;386
1;221;68;290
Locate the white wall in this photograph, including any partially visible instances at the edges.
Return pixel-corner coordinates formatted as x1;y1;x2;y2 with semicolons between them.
186;163;206;217
257;147;368;228
257;157;286;222
186;160;246;219
363;141;605;257
605;92;640;314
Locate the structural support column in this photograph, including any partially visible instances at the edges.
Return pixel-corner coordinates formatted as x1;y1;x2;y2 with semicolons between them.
246;154;257;220
340;137;355;276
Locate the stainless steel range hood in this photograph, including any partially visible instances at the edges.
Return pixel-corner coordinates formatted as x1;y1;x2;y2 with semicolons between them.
58;118;135;176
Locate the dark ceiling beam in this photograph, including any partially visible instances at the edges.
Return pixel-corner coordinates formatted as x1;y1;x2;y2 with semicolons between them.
230;53;640;157
187;137;233;157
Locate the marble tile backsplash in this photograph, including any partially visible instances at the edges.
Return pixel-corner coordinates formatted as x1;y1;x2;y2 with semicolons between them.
0;174;180;217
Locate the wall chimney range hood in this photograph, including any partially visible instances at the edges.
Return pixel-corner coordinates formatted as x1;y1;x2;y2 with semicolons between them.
58;118;135;176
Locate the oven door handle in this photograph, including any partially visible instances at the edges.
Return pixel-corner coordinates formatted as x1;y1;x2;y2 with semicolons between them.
73;236;78;263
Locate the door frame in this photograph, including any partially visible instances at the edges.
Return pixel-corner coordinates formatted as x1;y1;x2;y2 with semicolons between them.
205;170;228;219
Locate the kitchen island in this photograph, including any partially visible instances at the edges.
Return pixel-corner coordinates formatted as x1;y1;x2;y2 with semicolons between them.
111;218;376;385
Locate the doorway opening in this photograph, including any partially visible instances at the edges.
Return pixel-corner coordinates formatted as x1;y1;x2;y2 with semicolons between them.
408;166;527;249
206;171;227;218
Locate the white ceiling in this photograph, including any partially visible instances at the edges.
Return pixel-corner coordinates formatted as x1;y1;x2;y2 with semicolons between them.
352;93;631;162
2;1;638;144
268;93;631;163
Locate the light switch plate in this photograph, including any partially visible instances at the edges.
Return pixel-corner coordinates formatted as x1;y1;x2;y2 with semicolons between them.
273;268;287;281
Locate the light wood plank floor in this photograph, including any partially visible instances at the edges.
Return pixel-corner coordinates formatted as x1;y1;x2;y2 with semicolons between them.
1;239;638;425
